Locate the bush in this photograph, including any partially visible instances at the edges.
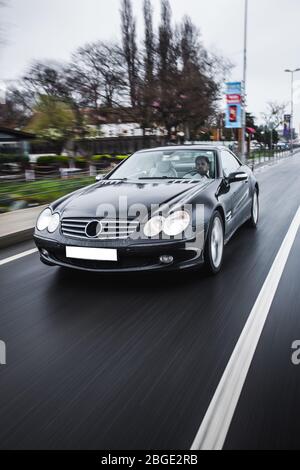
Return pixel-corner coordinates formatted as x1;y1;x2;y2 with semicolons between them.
91;154;112;162
75;156;88;169
91;154;112;169
36;155;69;167
114;154;129;161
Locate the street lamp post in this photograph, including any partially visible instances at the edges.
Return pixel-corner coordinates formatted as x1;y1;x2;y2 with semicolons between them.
241;0;248;163
284;68;300;154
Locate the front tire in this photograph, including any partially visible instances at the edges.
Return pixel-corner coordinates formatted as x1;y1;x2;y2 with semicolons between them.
204;211;224;275
247;189;259;228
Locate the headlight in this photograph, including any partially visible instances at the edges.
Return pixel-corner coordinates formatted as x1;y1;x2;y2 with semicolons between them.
36;208;52;231
144;215;165;237
47;213;60;233
163;211;191;236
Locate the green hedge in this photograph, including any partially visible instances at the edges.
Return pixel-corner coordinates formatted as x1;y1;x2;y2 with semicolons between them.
91;154;112;162
36;155;69;166
34;154;128;166
114;154;129;160
91;154;128;162
74;157;88;168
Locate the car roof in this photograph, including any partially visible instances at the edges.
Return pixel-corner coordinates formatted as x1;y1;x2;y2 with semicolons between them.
136;144;228;153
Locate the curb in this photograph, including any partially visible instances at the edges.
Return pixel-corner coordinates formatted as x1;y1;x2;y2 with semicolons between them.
0;205;47;250
0;227;35;249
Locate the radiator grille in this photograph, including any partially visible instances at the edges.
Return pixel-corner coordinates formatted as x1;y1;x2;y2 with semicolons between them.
61;218;139;240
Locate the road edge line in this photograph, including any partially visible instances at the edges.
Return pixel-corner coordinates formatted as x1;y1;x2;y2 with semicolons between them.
0;248;38;266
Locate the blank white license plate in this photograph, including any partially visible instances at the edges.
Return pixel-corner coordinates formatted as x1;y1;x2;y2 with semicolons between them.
66;246;118;262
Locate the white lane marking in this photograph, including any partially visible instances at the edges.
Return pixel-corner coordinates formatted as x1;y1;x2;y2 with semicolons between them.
191;206;300;450
0;248;38;266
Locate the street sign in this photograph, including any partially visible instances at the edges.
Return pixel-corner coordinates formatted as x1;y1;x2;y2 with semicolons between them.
226;94;241;104
225;82;242;128
225;82;242;95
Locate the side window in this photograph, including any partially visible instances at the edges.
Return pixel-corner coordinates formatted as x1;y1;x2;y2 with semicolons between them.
220;150;241;177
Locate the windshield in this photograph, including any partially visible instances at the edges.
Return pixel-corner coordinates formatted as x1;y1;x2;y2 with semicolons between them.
108;149;217;181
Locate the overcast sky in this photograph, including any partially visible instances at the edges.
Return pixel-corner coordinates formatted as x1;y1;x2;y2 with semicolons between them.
1;0;300;128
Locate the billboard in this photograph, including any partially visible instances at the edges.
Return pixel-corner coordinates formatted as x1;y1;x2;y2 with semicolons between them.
225;82;242;128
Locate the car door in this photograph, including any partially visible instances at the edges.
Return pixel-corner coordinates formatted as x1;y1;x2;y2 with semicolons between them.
220;149;251;227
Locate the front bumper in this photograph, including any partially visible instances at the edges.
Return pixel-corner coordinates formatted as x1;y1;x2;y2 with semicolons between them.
34;233;204;272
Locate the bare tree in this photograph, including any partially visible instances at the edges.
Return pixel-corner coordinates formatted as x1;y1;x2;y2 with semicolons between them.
120;0;138;107
158;0;177;81
261;101;287;130
143;0;155;83
62;41;131;139
138;0;156;132
95;43;127;107
261;101;287;149
180;15;200;69
153;0;181;136
67;42;127;115
0;61;64;129
23;61;67;98
176;16;221;139
0;85;33;128
151;10;224;140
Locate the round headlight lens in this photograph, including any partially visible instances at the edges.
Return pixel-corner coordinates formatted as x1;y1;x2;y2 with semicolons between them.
36;208;52;231
163;211;191;237
144;215;165;238
48;213;60;233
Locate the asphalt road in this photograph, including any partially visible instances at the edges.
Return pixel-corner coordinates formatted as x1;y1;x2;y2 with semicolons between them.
1;155;300;450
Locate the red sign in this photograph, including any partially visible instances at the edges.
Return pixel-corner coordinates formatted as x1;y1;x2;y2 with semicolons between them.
226;94;241;104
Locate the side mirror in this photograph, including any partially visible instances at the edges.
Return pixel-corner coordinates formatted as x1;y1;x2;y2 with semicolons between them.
95;174;106;182
227;171;248;184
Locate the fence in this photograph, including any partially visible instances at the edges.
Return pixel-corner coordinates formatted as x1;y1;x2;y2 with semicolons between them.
29;135;169;157
1;143;298;184
246;147;296;169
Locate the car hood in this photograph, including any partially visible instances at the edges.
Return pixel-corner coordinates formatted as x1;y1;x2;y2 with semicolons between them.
57;179;213;219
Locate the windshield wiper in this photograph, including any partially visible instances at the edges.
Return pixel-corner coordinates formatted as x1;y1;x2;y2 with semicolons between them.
138;177;183;180
107;178;129;181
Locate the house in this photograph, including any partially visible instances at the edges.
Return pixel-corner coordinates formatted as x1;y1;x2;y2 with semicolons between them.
83;107;164;138
0;127;35;156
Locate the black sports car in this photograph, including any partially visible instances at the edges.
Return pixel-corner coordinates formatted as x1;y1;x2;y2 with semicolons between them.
34;145;259;274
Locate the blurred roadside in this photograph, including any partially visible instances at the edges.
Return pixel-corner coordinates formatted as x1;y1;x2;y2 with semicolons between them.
0;153;127;213
0;204;47;248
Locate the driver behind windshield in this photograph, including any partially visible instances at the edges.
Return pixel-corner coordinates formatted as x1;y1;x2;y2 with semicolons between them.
184;155;211;180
